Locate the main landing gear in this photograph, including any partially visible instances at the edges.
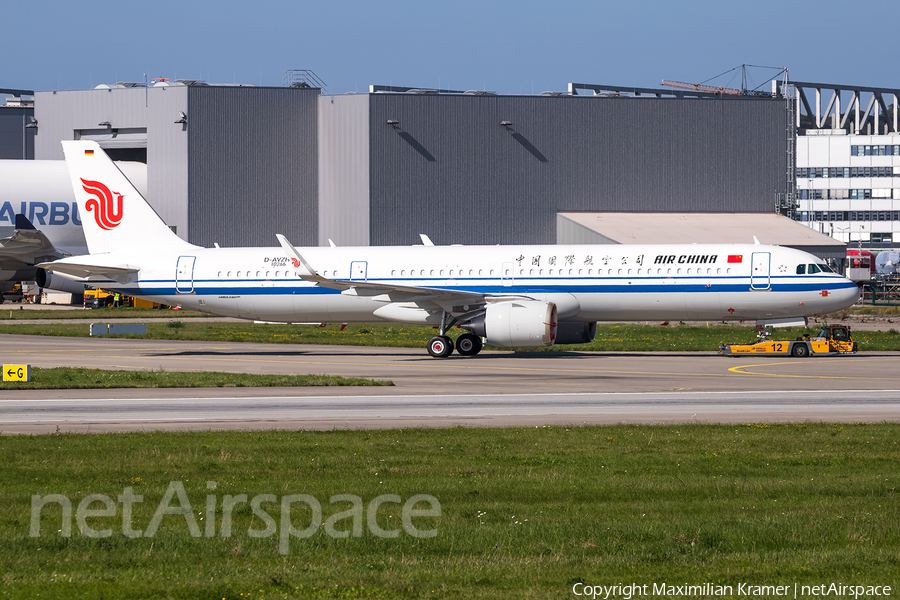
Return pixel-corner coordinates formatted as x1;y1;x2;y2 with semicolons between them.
426;311;484;358
427;335;454;358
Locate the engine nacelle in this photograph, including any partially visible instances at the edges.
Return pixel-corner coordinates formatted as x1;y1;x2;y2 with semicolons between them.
555;321;597;345
0;268;37;282
35;269;86;295
466;301;558;347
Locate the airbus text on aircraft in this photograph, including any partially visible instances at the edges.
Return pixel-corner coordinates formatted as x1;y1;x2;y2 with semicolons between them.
41;141;861;357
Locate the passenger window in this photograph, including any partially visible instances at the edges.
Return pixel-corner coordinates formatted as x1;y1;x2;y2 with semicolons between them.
808;264;821;274
796;264;806;275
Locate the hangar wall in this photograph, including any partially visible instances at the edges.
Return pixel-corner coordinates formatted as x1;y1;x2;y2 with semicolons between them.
30;84;787;250
0;106;35;159
318;94;370;246
186;86;319;247
367;95;787;246
34;87;190;236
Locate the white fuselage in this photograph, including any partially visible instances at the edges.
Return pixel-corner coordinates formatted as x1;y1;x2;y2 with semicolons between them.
95;242;859;324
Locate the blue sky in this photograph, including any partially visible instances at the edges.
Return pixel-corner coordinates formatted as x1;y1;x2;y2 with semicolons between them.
4;0;897;95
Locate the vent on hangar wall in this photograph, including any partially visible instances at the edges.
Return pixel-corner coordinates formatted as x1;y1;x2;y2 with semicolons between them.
283;70;326;93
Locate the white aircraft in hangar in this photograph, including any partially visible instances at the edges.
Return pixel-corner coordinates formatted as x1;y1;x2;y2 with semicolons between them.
40;141;861;357
0;158;146;297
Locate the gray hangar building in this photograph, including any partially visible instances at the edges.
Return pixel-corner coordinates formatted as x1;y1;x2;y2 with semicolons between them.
32;78;839;256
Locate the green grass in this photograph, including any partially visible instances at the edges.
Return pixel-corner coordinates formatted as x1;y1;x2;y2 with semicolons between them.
0;307;210;320
0;367;391;389
1;424;897;598
4;320;900;352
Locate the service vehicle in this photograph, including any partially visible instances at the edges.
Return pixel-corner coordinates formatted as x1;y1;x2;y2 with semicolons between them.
719;324;857;357
83;286;116;308
0;283;23;304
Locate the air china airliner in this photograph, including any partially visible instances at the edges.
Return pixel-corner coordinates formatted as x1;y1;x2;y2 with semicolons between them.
40;141;860;358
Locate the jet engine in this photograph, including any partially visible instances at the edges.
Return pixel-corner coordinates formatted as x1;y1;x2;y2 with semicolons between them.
555;321;597;345
35;268;86;295
465;301;558;347
0;268;37;282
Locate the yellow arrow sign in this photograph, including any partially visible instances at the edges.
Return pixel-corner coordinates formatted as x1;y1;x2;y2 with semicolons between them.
3;364;31;382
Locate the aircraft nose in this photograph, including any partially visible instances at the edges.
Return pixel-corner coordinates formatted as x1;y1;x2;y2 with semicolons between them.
834;281;861;308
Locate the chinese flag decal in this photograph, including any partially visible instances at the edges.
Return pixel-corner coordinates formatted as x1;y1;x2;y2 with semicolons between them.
727;255;743;263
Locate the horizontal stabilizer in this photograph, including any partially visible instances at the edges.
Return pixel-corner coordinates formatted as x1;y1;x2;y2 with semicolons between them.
37;259;140;284
0;227;58;261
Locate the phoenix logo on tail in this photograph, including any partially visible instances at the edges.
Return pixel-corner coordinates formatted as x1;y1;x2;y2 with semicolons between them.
80;178;124;230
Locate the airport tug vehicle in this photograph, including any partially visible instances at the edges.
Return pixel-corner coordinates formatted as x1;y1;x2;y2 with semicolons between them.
719;324;857;358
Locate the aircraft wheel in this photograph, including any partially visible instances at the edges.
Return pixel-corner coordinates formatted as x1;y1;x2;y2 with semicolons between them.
427;335;454;358
791;343;809;358
456;333;483;356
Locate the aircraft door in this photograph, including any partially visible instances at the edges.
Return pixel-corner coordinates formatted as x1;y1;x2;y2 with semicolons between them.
350;261;367;281
750;252;771;290
175;256;196;294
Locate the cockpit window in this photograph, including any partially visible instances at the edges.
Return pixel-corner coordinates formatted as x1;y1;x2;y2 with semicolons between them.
807;264;821;274
796;264;806;275
819;263;834;273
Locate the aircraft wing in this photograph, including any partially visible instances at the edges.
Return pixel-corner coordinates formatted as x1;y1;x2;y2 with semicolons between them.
277;234;528;311
0;215;64;264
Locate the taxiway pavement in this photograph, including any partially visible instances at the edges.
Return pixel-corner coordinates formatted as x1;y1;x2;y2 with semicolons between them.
1;334;898;432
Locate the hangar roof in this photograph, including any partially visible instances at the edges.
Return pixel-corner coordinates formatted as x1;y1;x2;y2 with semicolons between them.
557;212;846;260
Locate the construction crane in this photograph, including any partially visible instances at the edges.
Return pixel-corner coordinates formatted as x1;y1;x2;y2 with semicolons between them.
660;79;743;95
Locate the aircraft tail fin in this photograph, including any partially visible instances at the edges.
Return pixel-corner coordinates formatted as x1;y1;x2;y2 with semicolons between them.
60;140;195;254
14;214;36;230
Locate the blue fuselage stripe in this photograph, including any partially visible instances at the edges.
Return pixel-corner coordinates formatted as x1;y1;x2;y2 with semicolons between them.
107;275;858;297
